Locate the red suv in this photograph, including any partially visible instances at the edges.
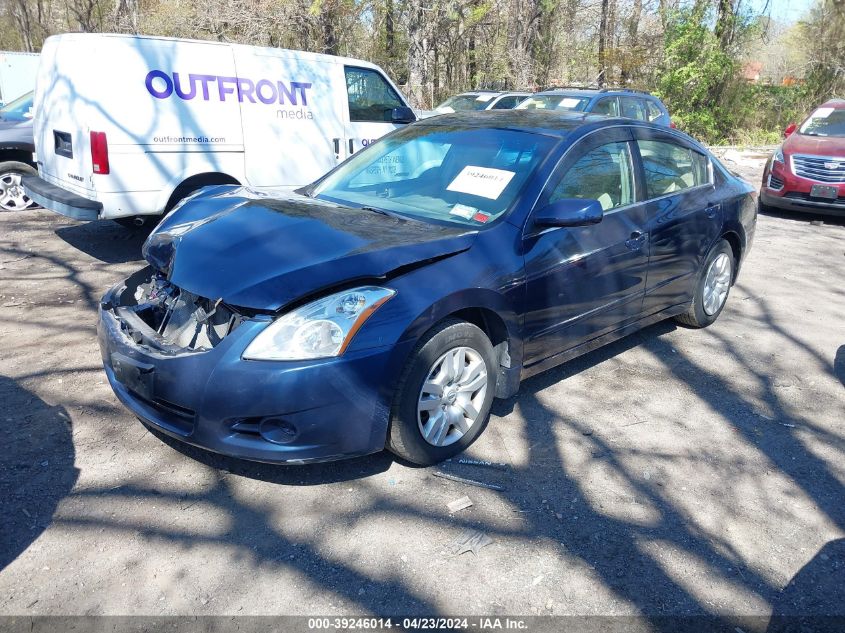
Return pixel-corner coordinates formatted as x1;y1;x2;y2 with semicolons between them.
760;99;845;217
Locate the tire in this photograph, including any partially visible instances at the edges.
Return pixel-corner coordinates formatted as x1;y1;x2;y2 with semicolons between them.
387;319;497;465
675;239;735;328
0;161;37;211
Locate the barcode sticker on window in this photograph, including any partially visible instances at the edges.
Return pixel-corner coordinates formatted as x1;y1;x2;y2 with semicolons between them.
447;166;516;200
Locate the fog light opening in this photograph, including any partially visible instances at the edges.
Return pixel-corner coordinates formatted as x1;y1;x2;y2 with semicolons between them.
259;417;299;445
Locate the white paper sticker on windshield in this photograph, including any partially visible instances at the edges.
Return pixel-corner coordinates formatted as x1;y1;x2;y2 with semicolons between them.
559;98;582;109
813;107;834;118
447;166;516;200
450;203;477;219
475;94;495;102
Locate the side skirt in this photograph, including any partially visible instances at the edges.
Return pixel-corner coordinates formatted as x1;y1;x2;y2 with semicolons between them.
518;303;688;382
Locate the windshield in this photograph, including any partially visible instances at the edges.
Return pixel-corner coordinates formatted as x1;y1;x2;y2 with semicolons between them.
0;91;34;121
516;94;591;111
311;125;557;227
799;107;845;137
435;94;496;113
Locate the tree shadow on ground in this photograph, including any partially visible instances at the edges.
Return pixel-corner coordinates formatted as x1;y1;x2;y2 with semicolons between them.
766;538;845;632
53;221;151;265
834;345;845;388
4;295;844;626
0;375;79;571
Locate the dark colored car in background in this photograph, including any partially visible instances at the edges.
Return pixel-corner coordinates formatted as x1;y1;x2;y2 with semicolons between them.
760;99;845;217
433;91;530;114
98;111;756;466
0;90;36;211
516;88;674;127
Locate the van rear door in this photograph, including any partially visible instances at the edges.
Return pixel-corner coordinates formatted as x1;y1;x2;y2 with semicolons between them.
234;48;347;189
33;36;91;193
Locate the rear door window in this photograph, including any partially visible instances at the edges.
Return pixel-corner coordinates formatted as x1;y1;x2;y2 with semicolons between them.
344;67;404;122
592;97;619;117
619;97;646;120
637;139;710;198
645;101;664;122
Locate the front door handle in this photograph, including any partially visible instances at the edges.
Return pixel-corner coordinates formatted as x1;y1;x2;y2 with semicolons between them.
625;230;647;251
332;138;340;157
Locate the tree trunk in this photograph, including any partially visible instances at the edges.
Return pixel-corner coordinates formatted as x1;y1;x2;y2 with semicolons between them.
715;0;735;52
597;0;610;86
620;0;641;84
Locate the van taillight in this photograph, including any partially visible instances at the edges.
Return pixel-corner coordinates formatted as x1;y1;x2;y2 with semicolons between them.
90;131;109;174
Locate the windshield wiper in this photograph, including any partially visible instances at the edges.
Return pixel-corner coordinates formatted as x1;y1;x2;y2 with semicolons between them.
359;205;404;219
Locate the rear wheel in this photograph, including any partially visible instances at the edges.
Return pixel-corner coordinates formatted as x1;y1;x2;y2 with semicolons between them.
387;319;497;465
675;239;734;328
0;161;37;211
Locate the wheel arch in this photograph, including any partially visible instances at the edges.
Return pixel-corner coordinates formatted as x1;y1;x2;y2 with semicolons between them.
0;148;37;168
719;229;743;281
162;172;241;212
388;289;523;400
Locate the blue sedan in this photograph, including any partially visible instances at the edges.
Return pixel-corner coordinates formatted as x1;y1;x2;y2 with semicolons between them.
98;111;757;465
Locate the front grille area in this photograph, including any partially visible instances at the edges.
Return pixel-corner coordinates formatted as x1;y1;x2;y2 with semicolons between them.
784;191;845;206
768;173;784;190
792;154;845;183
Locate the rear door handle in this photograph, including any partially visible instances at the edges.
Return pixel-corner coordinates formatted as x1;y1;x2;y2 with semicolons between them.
625;230;647;251
349;139;355;154
705;203;721;219
332;138;340;157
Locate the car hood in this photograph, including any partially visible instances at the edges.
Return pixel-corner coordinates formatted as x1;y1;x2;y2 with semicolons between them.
783;132;845;156
143;187;477;311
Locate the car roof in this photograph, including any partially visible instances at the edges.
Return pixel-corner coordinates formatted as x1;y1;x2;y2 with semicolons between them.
456;91;527;97
417;109;658;138
533;88;657;99
820;99;845;109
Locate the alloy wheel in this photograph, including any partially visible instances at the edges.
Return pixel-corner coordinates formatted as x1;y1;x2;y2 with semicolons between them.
417;346;488;447
0;172;33;211
702;252;732;316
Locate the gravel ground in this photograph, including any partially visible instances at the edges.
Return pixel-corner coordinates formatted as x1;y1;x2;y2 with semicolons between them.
1;155;844;628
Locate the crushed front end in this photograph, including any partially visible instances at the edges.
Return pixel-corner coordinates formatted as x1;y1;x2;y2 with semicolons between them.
101;267;248;354
97;268;394;464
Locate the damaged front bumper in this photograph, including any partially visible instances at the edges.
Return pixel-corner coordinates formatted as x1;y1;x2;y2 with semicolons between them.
97;269;394;464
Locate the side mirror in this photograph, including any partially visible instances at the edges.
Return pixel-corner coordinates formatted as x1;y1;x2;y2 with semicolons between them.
784;122;797;138
534;198;604;228
391;106;416;124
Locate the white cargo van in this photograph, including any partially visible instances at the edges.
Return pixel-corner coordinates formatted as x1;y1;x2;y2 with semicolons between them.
24;33;416;225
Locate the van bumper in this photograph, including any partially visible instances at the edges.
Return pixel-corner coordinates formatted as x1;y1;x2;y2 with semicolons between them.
22;175;102;220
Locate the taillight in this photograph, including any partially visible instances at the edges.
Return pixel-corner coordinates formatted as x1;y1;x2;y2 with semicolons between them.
669;121;677;129
90;131;109;174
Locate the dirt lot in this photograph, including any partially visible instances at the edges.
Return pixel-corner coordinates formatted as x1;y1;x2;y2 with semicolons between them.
1;155;844;628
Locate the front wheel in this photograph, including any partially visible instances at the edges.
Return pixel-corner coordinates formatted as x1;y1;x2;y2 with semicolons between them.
0;161;37;211
387;319;497;465
675;239;735;328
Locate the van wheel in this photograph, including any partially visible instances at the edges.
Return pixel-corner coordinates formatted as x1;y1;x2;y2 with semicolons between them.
387;319;497;465
675;239;734;328
0;161;37;211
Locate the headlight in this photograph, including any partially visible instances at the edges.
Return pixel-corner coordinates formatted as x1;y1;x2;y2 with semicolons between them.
242;286;396;361
772;147;784;164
